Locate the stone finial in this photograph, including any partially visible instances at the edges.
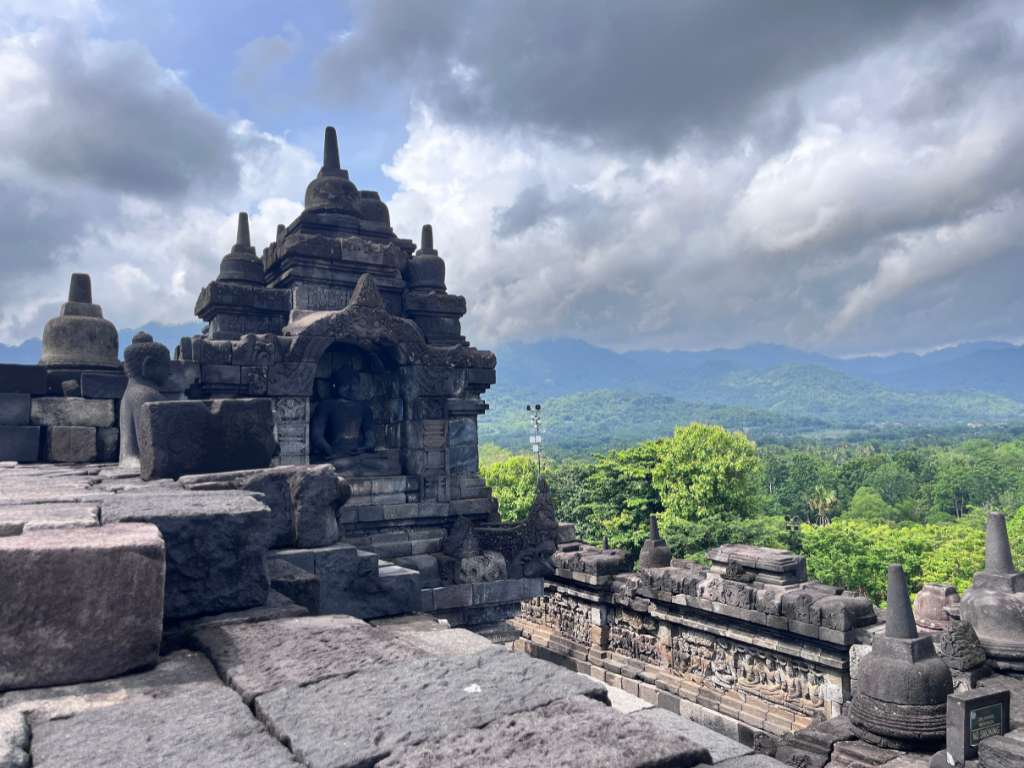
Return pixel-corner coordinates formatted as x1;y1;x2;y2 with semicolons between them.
602;535;610;551
68;273;92;303
40;273;119;369
985;512;1016;574
638;514;672;569
885;564;918;640
323;126;341;172
235;212;251;249
349;273;386;310
420;224;435;254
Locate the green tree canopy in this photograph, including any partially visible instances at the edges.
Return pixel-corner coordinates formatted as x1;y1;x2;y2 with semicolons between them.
652;423;765;558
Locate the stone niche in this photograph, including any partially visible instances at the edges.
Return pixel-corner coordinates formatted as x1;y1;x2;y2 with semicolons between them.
310;341;402;476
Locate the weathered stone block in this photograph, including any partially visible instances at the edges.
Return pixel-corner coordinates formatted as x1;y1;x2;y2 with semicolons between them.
268;558;320;614
138;398;277;480
0;364;46;395
0;523;165;690
30;397;115;427
193;615;421;703
79;371;127;399
381;695;712;767
0;425;40;462
45;425;98;462
101;491;272;620
179;464;345;549
0;393;30;426
96;426;119;462
253;648;609;768
27;679;298;767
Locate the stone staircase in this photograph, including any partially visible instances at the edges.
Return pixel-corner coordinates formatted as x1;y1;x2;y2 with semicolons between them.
268;542;421;620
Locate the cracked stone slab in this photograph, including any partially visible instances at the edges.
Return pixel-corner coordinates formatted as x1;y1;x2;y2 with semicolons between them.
192;615;422;703
28;679;299;768
379;694;712;768
253;648;609;768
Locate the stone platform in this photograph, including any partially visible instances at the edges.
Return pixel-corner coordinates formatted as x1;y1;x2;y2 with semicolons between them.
0;611;739;767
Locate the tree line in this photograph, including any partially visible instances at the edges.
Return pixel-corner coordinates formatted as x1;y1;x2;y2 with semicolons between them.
480;425;1024;603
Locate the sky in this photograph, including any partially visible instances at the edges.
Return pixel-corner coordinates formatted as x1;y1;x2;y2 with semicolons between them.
1;0;1022;355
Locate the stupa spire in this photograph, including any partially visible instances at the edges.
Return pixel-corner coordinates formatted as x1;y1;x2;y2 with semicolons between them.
323;126;341;172
421;224;435;253
68;273;92;304
985;512;1016;574
235;212;251;250
885;564;918;639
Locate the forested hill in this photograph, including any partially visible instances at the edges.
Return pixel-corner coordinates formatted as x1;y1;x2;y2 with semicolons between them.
481;338;1024;455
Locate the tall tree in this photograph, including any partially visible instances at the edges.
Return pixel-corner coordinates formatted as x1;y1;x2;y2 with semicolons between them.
652;423;765;558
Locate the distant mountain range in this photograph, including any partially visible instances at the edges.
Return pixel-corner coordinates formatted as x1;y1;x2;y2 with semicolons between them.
6;327;1024;455
481;338;1024;455
0;323;203;364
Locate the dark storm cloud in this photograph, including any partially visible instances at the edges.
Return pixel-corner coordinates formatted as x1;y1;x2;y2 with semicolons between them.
320;0;963;154
1;28;238;200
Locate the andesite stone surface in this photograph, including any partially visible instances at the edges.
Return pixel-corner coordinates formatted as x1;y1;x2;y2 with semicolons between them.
253;647;608;768
192;615;422;703
0;503;99;536
28;681;298;768
0;523;165;691
379;694;713;768
138;398;277;480
180;463;347;549
101;490;272;619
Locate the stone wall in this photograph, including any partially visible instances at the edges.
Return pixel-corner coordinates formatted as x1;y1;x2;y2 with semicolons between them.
0;361;197;464
512;541;879;743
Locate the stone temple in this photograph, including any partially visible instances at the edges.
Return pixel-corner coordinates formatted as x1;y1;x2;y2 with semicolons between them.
2;127;1024;767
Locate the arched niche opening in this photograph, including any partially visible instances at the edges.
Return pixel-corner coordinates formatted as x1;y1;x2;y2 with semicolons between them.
309;342;403;476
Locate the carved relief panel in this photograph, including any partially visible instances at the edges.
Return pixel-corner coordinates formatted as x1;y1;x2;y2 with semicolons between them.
670;628;829;718
609;609;659;665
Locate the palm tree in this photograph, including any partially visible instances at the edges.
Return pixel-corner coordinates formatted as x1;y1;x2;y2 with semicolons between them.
807;486;838;526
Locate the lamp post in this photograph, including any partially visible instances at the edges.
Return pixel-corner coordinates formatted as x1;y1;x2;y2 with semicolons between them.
526;403;543;475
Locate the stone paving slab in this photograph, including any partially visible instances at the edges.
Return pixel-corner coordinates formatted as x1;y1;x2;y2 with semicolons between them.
192;615;422;703
379;694;712;768
253;647;609;768
28;679;299;767
632;706;753;763
384;626;497;657
162;590;308;652
0;523;165;691
0;651;221;722
0;504;99;536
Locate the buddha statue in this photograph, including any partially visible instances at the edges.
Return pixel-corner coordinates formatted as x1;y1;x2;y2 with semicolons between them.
119;332;171;469
310;367;375;462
